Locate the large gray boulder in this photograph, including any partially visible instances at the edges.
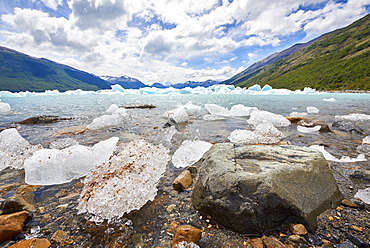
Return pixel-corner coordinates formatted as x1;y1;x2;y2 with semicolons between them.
191;144;342;235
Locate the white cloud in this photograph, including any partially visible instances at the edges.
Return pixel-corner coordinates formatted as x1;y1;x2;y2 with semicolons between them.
0;0;369;85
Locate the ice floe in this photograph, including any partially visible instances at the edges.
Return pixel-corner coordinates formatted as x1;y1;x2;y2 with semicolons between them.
306;106;319;114
78;139;170;223
87;107;130;130
0;102;10;114
24;137;119;185
335;113;370;122
247;110;290;127
172;140;213;168
309;145;367;162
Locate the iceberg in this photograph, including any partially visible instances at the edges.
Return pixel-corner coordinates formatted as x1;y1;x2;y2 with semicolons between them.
247;110;291;127
0;128;41;170
205;104;257;117
87;107;130;130
229;122;284;144
248;84;262;91
335;113;370;122
78;139;170;223
172;140;213;168
306;106;319;114
0;102;10;114
24;137;119;185
261;84;272;91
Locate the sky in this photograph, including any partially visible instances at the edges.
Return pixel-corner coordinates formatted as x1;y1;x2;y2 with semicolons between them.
0;0;369;85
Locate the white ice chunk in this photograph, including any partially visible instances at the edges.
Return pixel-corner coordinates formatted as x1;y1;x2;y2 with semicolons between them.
289;112;308;117
247;110;291;127
0;102;10;114
354;188;370;204
24;137;119;185
297;125;321;133
229;122;284;144
106;104;119;114
87;108;129;130
78;139;170;223
229;104;258;116
309;145;367;162
363;136;370;144
172;140;213;168
306;106;319;113
335;113;370;122
183;101;204;117
0;128;41;170
165;106;190;123
204;104;230;116
323;98;336;102
203;114;227;121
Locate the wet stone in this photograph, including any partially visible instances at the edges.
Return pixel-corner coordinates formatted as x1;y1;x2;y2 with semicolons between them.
261;236;286;248
172;225;202;248
0;210;29;243
304;233;322;246
290;223;308;235
8;238;51;248
341;199;358;208
173;170;193;191
17;116;73;125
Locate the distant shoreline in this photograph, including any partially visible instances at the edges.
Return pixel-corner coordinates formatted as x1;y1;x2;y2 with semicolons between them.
320;89;370;94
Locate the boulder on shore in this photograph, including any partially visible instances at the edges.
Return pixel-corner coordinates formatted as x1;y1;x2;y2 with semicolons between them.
191;144;342;235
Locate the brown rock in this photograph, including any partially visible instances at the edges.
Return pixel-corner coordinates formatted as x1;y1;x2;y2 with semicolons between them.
0;183;21;197
172;225;202;248
298;119;331;132
0;211;29;243
172;170;193;191
289;223;308;235
261;236;286;248
341;199;358;208
321;239;332;246
8;238;51;248
53;125;87;136
251;238;264;248
286;117;308;124
51;230;69;243
332;130;351;137
14;185;40;211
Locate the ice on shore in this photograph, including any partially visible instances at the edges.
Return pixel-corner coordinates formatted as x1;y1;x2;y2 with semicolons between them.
354;188;370;204
172;140;212;168
335;113;370;122
87;107;130;130
0;102;10;114
105;104;119;114
0;128;41;170
164;106;190;123
24;137;119;185
183;101;204;117
306;106;319;114
229;122;284;144
363;136;370;144
247;110;290;127
297;125;321;133
78;139;170;223
309;145;367;162
204;104;257;117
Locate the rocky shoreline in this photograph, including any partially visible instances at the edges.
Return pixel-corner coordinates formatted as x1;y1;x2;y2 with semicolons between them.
1;109;370;247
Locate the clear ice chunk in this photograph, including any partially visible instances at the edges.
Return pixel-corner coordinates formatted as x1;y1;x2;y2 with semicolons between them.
229;122;284;144
78;139;170;223
205;104;257;117
105;104;119;114
247;110;291;127
164;106;190;123
306;106;319;113
183;101;204;117
172;140;213;168
24;137;119;185
87;108;129;130
309;145;367;162
297;125;321;133
363;136;370;144
0;128;41;170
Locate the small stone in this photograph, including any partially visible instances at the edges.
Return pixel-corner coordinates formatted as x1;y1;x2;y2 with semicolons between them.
51;230;69;243
289;223;308;235
173;170;193;191
0;197;25;215
13;185;40;212
41;214;52;223
73;182;84;188
341;199;358;208
166;204;176;213
251;238;264;248
304;233;323;246
8;238;51;248
321;239;332;246
333;130;351;137
288;235;301;243
56;204;69;212
55;189;69;198
172;225;202;248
286;117;308;123
167;221;179;235
53;125;87;136
261;236;285;248
351;225;363;232
0;210;29;243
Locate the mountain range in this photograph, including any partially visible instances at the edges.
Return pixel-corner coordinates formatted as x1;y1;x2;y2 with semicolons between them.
224;13;370;91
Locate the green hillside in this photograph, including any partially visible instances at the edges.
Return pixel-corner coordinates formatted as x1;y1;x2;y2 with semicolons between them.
228;14;370;91
0;47;110;92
